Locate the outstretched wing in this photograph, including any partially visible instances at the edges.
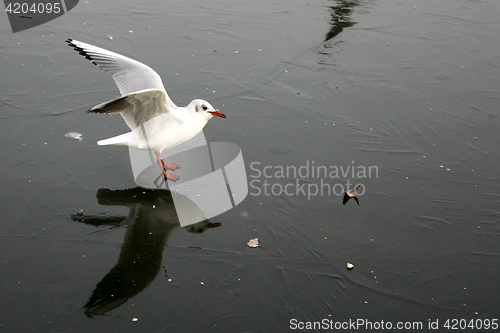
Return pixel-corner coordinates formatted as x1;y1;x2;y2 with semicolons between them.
67;39;177;109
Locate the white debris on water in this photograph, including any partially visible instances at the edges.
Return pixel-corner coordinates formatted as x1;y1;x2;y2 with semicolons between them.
65;132;82;141
247;238;259;248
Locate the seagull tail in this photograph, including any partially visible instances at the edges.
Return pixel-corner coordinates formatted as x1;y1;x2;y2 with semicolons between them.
97;132;135;147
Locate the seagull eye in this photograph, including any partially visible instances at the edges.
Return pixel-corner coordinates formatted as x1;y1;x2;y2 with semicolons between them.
202;105;208;111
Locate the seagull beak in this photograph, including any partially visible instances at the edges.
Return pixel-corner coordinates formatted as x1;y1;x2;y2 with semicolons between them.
208;110;226;118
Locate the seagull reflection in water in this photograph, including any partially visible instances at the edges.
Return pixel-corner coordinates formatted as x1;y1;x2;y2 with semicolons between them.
71;188;220;317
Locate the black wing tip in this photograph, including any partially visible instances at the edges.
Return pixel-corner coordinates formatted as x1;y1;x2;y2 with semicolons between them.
66;38;98;66
87;106;106;114
87;108;109;114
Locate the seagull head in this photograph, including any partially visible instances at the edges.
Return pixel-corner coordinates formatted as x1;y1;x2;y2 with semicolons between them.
190;99;226;121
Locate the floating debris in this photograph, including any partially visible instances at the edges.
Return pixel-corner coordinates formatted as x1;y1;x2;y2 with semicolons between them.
65;132;83;141
343;185;361;206
247;238;259;248
347;263;354;270
344;185;360;197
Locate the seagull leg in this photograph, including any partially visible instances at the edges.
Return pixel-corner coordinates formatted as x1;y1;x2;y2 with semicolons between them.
155;151;180;170
164;172;180;181
155;151;180;181
163;162;180;170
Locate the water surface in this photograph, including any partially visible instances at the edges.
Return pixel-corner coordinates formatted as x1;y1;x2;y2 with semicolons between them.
1;0;499;331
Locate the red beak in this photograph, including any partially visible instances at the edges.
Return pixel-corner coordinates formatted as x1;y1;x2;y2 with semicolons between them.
208;110;226;118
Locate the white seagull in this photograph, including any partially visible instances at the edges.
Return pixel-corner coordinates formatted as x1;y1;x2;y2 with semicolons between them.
67;39;226;181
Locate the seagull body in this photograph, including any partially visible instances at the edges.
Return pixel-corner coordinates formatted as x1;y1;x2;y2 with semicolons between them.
93;92;211;151
67;39;226;179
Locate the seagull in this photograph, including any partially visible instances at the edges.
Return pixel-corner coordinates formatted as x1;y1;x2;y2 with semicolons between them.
66;39;226;181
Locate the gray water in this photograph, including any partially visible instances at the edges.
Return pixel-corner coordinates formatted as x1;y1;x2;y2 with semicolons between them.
1;0;499;332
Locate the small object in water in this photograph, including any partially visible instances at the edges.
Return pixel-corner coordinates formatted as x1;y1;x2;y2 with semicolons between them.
347;262;354;270
343;185;361;206
108;35;113;40
65;132;83;141
247;238;259;248
132;318;138;322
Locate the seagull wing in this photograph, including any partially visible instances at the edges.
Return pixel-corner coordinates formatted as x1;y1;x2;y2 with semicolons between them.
67;39;177;109
89;89;170;130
